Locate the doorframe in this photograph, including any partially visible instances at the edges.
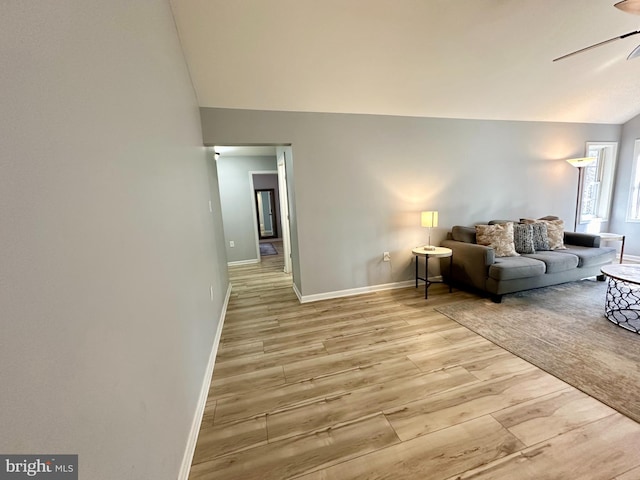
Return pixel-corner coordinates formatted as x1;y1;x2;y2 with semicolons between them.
277;151;292;274
248;170;277;261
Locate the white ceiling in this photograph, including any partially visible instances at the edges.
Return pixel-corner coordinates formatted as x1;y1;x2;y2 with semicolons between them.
170;0;640;124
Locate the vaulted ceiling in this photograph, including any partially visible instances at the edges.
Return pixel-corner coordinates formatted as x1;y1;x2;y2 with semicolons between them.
170;0;640;124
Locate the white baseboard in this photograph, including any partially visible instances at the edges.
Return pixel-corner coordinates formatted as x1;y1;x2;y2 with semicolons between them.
178;282;232;480
292;282;302;302
227;258;259;266
623;254;640;264
298;280;414;303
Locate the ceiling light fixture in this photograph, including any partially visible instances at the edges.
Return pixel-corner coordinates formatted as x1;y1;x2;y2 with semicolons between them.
615;0;640;15
628;44;640;59
553;0;640;62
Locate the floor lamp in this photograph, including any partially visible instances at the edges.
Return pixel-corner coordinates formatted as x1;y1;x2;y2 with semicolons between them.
566;157;597;231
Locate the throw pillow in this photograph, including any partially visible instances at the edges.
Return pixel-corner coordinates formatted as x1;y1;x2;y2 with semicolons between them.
513;223;535;254
531;222;550;251
489;219;518;225
521;218;566;250
542;219;566;250
475;222;519;257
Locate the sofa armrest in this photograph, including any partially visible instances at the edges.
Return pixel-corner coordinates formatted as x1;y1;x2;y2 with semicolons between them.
442;240;495;266
564;232;600;248
441;239;495;291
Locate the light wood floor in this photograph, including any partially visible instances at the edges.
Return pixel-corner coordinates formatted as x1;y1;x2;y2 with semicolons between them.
190;243;640;479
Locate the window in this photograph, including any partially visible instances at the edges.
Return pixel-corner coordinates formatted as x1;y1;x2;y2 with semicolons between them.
627;139;640;221
579;142;618;224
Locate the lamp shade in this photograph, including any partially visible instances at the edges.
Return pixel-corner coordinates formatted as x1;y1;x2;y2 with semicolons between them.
421;211;438;228
566;157;596;168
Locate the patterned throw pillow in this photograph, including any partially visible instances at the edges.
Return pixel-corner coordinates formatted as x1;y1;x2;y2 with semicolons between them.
542;219;566;250
475;222;519;257
531;223;550;251
521;218;566;250
513;223;535;254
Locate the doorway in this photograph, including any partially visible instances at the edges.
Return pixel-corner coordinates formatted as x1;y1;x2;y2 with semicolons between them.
255;188;278;239
214;145;294;279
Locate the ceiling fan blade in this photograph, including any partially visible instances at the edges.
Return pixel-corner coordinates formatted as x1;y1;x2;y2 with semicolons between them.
553;30;640;62
615;0;640;15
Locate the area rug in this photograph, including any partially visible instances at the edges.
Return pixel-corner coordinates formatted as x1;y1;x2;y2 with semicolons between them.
259;242;277;256
436;280;640;423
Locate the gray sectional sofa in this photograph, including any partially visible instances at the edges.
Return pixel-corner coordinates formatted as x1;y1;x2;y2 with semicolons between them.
441;222;616;302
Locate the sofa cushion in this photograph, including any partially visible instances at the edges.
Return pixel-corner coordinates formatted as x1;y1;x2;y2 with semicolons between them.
488;256;546;281
562;246;616;267
476;223;519;257
451;225;477;244
513;223;535;254
523;252;579;273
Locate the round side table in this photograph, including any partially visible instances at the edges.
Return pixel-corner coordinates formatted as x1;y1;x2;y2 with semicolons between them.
411;246;453;299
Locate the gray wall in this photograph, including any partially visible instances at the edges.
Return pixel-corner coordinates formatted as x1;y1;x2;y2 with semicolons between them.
253;173;283;240
610;111;640;255
0;2;228;479
201;108;621;297
216;155;278;262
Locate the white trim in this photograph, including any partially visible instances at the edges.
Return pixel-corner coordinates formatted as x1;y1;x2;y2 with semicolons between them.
292;282;303;302
626;139;640;222
249;170;278;262
227;258;259;266
579;141;618;224
622;254;640;264
277;152;292;274
178;283;232;480
297;280;415;303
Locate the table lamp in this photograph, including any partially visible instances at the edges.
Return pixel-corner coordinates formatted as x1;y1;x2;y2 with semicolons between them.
421;211;438;251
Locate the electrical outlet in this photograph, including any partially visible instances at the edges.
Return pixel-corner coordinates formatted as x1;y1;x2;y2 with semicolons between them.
210;285;214;301
230;241;235;247
383;252;391;262
208;200;213;213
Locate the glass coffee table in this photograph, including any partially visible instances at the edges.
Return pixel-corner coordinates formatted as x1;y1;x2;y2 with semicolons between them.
601;264;640;334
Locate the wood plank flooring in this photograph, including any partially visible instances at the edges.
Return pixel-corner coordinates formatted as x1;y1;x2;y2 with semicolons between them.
190;243;640;479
